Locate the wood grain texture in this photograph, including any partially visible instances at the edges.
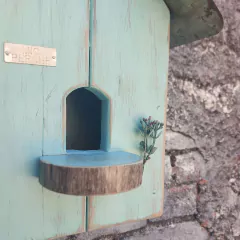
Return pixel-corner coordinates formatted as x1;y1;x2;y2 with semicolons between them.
41;1;89;238
40;152;143;196
88;0;170;230
42;1;89;155
0;1;89;239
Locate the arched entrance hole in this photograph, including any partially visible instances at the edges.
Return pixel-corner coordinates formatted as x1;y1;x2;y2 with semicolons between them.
66;87;110;151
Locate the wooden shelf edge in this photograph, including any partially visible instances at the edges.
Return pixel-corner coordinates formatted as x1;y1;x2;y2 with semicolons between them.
39;152;143;196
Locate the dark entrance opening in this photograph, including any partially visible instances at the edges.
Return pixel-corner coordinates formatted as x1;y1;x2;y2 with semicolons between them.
66;88;101;151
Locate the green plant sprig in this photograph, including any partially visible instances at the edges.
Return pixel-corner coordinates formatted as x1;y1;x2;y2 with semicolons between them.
139;116;164;166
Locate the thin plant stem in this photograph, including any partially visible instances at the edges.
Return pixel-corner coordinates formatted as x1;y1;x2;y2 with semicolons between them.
140;116;164;167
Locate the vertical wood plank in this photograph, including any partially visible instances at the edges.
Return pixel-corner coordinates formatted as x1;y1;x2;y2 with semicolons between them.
42;0;89;155
0;1;89;239
88;0;170;230
0;1;45;239
41;1;89;237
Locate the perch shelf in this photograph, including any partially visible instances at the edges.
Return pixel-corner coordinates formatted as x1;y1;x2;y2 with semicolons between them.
39;151;143;196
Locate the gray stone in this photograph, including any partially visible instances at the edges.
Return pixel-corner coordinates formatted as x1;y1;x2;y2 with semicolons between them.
196;156;240;239
151;184;197;221
164;155;172;186
232;214;240;237
165;151;206;187
165;131;196;150
126;222;209;240
165;0;240;238
172;152;206;185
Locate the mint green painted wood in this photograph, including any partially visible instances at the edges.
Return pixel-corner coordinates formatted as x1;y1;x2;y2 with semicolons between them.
41;151;141;167
0;1;88;239
0;0;170;237
88;0;170;230
42;1;89;155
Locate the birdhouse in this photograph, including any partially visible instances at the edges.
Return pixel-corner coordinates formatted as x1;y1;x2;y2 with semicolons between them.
0;0;223;239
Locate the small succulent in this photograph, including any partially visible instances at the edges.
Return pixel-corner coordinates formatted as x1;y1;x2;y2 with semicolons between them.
139;116;164;166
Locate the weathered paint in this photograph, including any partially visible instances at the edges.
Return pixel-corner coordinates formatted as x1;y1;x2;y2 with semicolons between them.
88;0;170;230
0;0;172;238
0;0;89;239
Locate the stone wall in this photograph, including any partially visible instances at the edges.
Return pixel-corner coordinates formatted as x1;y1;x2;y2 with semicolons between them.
63;0;240;239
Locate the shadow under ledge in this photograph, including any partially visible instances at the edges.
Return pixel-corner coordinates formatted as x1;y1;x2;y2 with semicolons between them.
39;150;143;196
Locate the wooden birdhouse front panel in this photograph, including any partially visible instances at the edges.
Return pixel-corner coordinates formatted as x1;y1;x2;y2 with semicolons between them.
88;0;170;230
0;0;170;239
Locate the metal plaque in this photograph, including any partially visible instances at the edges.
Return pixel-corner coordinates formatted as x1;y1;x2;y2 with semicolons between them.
4;43;56;67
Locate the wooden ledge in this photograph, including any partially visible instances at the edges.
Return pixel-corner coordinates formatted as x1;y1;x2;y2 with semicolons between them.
39;151;143;196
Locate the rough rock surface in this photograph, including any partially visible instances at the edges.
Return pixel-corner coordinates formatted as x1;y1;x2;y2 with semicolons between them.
155;184;197;221
125;222;209;240
62;0;240;239
164;0;240;238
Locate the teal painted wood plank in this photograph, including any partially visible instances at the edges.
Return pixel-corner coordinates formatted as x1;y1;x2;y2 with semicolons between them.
0;2;45;239
42;0;89;156
41;2;89;237
88;0;170;230
0;1;89;239
0;65;44;240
